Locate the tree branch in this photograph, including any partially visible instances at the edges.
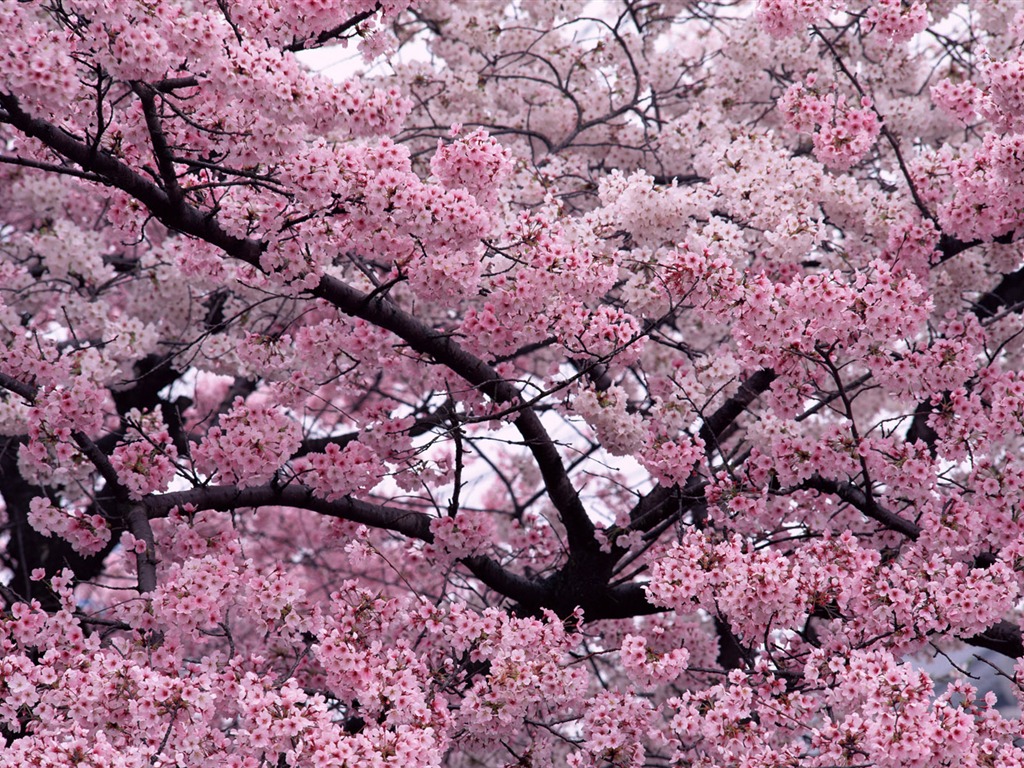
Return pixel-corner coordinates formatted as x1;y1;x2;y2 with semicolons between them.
463;555;548;609
145;482;434;540
127;504;158;593
284;4;381;52
0;370;36;402
698;368;777;450
310;276;598;553
801;475;921;539
974;264;1024;320
133;83;184;208
965;620;1024;659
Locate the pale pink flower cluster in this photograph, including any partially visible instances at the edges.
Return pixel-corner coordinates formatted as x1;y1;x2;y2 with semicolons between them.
26;497;110;556
269;135;494;298
431;127;514;207
103;17;173;82
664;241;745;320
568;690;653;768
210;0;412;53
755;0;837;37
315;632;435;728
638;433;706;487
645;531;718;616
235;332;293;381
28;379;106;436
0;572;456;768
695;473;1020;650
931;78;981;125
874;313;982;401
427;511;492;563
19;380;108;487
440;606;588;735
648;530;886;643
779;80;881;170
0;1;80;114
192;397;302;487
292;440;381;501
29;219;114;286
110;407;179;500
292;314;389;372
981;52;1024;132
572;305;643;362
460;211;633;362
863;0;928;44
883;214;941;275
924;50;1024;243
665;666;809;766
570;384;645;456
808;650;984;767
147;554;241;636
619;633;690;689
868;549;1019;643
938;132;1024;241
728;261;930;416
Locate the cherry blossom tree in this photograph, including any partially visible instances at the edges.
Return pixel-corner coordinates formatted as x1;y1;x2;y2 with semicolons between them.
3;0;1024;765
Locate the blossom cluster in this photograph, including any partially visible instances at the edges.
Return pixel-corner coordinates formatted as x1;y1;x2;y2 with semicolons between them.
26;497;110;555
779;79;882;170
292;439;382;501
192;397;302;487
110;407;179;500
431;126;515;207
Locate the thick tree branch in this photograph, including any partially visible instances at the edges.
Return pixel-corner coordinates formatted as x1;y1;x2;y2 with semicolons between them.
0;153;106;182
937;229;1017;265
586;582;664;620
293;432;359;458
0;371;36;402
628;478;706;535
966;620;1024;660
0;93;188;223
463;555;548;609
801;475;921;539
698;368;777;450
974;264;1024;320
147;482;540;609
145;482;435;540
133;83;184;208
127;504;158;593
311;277;596;552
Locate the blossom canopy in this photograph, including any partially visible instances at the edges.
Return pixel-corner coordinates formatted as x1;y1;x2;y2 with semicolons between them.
2;1;1024;767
